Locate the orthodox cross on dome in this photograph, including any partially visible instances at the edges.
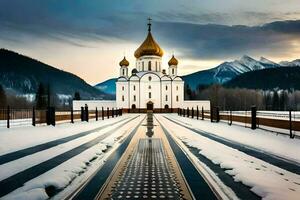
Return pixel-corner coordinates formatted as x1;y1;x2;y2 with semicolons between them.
147;17;152;32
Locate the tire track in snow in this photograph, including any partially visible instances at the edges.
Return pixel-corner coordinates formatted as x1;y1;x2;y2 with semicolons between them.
0;117;130;165
0;115;140;198
164;116;300;175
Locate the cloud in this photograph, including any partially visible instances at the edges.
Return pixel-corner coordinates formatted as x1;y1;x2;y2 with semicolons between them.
154;20;300;60
0;0;300;63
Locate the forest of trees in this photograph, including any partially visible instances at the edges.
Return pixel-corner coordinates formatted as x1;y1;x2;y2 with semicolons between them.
185;84;300;111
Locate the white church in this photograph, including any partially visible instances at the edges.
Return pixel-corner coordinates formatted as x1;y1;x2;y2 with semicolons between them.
73;20;210;111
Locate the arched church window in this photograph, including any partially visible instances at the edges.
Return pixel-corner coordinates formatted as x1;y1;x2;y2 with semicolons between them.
131;104;136;109
149;92;151;98
148;61;151;71
142;62;144;71
166;85;168;90
155;61;158;71
176;86;178;91
133;95;136;101
133;85;136;91
172;68;175;75
122;86;124;91
123;68;125;75
165;95;168;101
176;95;179;102
122;95;124;101
148;85;151;89
148;76;152;81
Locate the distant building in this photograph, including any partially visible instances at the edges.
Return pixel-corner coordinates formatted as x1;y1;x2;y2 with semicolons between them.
73;19;210;111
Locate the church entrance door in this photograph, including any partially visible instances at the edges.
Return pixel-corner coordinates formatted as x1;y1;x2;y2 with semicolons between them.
146;101;154;111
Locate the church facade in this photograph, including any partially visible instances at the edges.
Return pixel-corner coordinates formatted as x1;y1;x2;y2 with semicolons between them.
73;20;210;111
116;20;184;110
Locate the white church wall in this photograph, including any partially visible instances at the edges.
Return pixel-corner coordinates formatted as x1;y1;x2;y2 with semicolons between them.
182;100;211;110
73;100;117;110
161;81;172;108
172;81;184;108
137;56;162;72
116;81;128;109
129;80;140;108
140;73;161;108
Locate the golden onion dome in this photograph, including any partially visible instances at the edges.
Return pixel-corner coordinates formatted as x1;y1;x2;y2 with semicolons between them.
168;55;178;66
119;56;129;67
134;23;163;58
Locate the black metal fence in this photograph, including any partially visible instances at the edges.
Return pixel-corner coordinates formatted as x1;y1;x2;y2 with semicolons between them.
0;106;123;128
178;106;299;139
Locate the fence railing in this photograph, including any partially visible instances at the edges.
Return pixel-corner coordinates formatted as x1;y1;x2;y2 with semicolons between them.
178;106;299;139
0;106;123;128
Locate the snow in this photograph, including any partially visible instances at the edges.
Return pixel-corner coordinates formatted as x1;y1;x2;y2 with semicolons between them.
0;115;132;155
0;116;135;181
259;57;279;66
1;114;144;200
238;55;265;71
157;114;300;200
163;114;300;164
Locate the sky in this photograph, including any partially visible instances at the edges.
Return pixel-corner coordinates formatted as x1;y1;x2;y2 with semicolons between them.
0;0;300;84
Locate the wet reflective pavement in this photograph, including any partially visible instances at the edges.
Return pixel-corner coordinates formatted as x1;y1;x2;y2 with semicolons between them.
110;139;182;199
97;112;193;200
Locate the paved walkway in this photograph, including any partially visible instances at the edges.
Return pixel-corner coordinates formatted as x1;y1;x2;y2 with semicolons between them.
96;114;194;200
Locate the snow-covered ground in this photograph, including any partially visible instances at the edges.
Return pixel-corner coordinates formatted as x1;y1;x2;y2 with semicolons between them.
157;114;300;200
0;115;132;155
0;114;144;200
166;114;300;164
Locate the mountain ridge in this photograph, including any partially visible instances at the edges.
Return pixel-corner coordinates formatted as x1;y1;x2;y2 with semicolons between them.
0;49;111;100
95;55;299;94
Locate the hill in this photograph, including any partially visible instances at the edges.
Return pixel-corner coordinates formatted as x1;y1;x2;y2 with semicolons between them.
225;67;300;90
0;49;111;100
94;78;117;95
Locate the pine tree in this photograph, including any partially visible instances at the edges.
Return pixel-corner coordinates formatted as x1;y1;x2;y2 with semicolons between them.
0;84;7;107
74;92;81;100
272;91;280;110
35;83;47;109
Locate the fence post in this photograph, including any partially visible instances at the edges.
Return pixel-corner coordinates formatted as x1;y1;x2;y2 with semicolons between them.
289;110;295;139
192;107;194;118
112;108;114;118
52;107;56;126
202;106;204;120
216;107;220;122
81;107;84;121
107;107;109;119
196;106;199;120
187;107;189;118
71;108;74;123
84;105;89;122
32;107;36;126
102;107;104;120
7;105;10;128
210;107;213;122
96;107;98;121
251;106;257;130
229;110;232;125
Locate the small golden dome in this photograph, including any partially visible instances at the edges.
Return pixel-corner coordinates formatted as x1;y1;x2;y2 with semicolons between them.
134;27;163;58
168;55;178;66
119;56;129;67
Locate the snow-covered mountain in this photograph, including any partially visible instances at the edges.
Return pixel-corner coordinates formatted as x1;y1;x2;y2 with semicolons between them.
279;59;300;67
183;55;281;89
95;55;299;93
